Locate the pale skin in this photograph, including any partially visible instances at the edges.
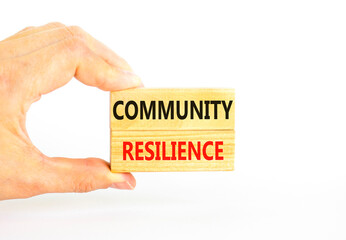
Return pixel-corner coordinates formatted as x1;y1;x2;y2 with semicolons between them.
0;22;142;200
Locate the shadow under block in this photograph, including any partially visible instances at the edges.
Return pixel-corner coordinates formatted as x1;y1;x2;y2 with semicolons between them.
110;88;235;172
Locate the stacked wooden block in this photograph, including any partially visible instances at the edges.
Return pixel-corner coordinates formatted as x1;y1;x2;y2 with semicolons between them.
110;88;235;172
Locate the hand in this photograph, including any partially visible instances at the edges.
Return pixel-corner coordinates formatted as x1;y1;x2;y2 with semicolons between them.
0;22;142;200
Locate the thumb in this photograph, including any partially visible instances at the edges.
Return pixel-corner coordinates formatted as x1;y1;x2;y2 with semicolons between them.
42;157;135;193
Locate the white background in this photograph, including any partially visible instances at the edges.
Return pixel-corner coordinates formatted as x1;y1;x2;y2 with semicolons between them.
0;0;346;239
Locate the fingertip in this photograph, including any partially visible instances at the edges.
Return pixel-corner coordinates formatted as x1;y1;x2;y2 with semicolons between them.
99;67;142;91
110;172;136;190
121;71;142;90
133;75;143;87
137;80;145;88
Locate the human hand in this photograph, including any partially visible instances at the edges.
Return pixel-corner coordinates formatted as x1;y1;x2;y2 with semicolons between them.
0;22;142;200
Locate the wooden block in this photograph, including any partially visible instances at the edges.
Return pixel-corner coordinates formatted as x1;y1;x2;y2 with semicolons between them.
110;88;235;172
110;88;235;130
111;130;234;172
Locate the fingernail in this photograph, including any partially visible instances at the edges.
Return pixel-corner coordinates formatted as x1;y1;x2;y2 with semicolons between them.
110;174;136;190
133;75;142;87
111;182;134;190
138;81;145;88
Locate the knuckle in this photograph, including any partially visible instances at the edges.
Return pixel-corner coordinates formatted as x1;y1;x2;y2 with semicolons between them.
64;36;88;56
22;26;34;31
62;26;91;58
73;177;96;193
72;158;99;193
66;26;87;40
47;22;65;28
64;26;89;53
